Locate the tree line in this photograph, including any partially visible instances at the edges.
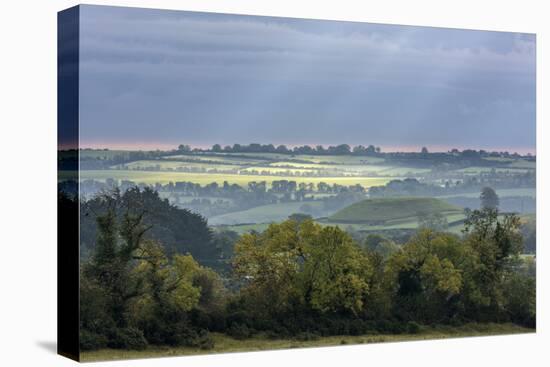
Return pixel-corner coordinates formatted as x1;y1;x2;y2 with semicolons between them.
182;143;382;156
177;143;533;159
76;189;535;351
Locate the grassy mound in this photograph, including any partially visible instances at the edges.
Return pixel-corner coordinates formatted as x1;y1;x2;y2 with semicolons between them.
329;197;462;224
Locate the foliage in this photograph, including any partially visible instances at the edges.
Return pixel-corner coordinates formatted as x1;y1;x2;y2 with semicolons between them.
417;212;449;231
502;272;536;327
480;187;500;210
386;230;465;322
461;208;524;320
80;193;221;351
520;215;536;254
80;187;220;268
233;219;374;318
77;191;535;352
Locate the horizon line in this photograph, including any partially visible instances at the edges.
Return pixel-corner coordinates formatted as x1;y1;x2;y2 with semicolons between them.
76;141;536;155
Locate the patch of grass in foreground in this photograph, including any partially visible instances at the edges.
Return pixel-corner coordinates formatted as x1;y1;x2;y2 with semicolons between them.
81;323;533;362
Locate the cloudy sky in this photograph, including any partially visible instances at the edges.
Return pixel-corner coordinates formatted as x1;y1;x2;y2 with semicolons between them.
78;5;536;153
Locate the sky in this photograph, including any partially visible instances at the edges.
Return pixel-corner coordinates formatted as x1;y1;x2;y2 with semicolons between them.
77;5;536;153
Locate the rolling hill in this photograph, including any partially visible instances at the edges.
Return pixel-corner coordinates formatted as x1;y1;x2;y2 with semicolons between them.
208;201;329;226
329;197;462;224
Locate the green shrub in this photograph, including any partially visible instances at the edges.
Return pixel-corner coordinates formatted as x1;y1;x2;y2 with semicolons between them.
502;273;536;328
190;309;212;330
166;320;201;347
80;330;108;351
109;327;148;350
349;320;367;335
374;319;392;333
265;325;290;339
194;329;215;350
227;323;252;340
406;321;421;334
389;321;407;334
226;311;251;328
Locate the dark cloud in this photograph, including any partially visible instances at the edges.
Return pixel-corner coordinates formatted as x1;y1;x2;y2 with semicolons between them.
78;5;536;152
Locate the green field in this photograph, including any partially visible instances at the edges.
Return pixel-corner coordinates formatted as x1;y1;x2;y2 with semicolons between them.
329;197;462;223
212;152;386;165
80;323;532;362
438;188;536;199
508;160;536;169
456;166;531;174
240;166;320;175
209;201;327;226
64;170;393;188
120;156;420;177
69;152;536;192
67;152;534;234
217;223;271;234
111;152;438;178
321;213;466;232
211;197;467;232
164;154;264;165
220;211;468;234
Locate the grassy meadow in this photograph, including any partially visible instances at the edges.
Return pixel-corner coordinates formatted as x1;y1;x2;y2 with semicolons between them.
329;197;461;223
80;323;533;362
209;201;327;226
437;188;536;199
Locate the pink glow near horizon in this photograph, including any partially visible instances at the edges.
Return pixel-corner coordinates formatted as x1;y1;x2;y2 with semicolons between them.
79;141;536;155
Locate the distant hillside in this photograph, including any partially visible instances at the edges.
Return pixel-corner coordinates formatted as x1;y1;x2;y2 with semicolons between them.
329;197;462;224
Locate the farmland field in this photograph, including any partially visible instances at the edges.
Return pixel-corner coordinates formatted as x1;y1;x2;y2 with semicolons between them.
209;152;386;164
438;188;536;199
118;160;240;171
321;213;467;232
67;151;536;234
67;169;394;188
210;197;468;232
65;151;536;238
209;201;328;225
115;155;419;177
60;150;536;239
74;151;536;183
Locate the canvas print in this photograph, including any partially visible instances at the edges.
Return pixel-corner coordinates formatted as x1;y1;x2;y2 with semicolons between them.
58;4;536;362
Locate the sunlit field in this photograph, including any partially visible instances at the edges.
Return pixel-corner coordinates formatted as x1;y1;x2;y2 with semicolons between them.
64;169;393;188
